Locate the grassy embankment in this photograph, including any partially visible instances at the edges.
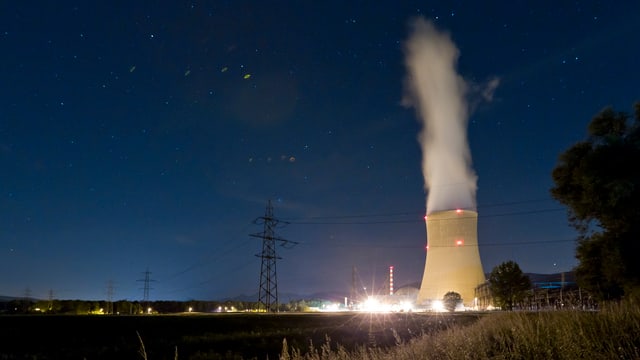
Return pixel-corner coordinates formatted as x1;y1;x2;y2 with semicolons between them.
279;303;640;360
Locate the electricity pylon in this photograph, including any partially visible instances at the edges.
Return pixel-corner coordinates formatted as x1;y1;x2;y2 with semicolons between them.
137;268;155;313
250;200;297;313
106;280;115;314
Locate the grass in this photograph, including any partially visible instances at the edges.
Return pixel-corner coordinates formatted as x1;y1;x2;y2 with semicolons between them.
6;306;640;359
280;303;640;360
129;312;480;359
138;330;178;360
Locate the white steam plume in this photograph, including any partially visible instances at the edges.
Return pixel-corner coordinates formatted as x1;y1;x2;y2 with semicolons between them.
402;17;477;215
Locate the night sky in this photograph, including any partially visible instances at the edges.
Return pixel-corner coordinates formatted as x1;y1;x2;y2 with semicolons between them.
2;1;639;301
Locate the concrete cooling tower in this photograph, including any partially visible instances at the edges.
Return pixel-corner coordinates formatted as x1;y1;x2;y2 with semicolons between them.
417;209;485;308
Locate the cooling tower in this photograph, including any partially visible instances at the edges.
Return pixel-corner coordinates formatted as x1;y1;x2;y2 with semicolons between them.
417;209;485;308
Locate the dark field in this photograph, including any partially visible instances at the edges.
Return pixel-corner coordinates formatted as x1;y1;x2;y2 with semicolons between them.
0;311;484;360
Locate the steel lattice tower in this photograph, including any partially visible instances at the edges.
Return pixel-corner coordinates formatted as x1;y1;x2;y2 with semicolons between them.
251;200;297;313
137;268;155;312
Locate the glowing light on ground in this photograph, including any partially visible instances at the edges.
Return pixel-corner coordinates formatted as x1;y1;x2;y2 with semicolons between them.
397;301;415;312
356;296;416;313
363;297;387;312
431;300;446;312
319;303;342;312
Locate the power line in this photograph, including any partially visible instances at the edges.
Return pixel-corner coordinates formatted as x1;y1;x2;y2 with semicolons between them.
168;227;254;279
427;238;576;248
481;238;576;246
279;198;563;222
257;199;558;235
294;237;576;249
285;208;566;225
157;198;568;296
478;198;558;209
165;257;260;295
280;198;559;222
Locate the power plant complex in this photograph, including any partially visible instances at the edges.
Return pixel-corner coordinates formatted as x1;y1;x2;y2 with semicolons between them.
293;19;490;312
417;209;486;308
345;209;486;312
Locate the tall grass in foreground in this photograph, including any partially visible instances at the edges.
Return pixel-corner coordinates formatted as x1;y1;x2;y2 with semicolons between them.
281;303;640;360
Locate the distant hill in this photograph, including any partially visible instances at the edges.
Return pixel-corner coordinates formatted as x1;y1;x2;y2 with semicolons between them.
225;273;578;303
224;291;348;303
0;295;37;302
2;272;575;303
526;272;576;284
221;293;256;302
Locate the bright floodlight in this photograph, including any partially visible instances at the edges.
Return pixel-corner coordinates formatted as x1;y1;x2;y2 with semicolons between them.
431;300;445;312
399;301;415;312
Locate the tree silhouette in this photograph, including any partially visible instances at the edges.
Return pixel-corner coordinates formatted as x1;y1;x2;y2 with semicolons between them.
551;102;640;301
488;261;531;310
442;291;461;312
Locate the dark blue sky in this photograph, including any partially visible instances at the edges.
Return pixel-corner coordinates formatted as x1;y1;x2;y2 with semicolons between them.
2;1;639;301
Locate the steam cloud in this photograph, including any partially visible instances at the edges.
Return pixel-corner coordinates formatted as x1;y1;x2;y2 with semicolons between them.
402;17;478;215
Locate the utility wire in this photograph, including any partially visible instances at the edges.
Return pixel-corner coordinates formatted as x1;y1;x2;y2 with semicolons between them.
286;208;566;225
280;198;563;223
294;237;576;249
281;198;558;220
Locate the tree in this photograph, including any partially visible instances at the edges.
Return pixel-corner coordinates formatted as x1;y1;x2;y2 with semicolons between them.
488;261;531;310
442;291;462;312
550;102;640;301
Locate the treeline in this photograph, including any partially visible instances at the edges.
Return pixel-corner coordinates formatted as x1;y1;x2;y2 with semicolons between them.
0;298;329;315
